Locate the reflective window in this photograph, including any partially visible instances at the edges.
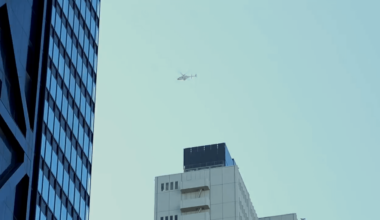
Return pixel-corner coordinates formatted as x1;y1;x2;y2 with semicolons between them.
55;194;62;217
49;37;54;57
43;100;49;122
95;25;99;45
48;185;55;211
84;134;89;157
69;179;74;203
86;73;92;96
92;81;96;101
63;0;69;17
35;205;40;220
45;141;52;167
42;176;49;202
57;160;64;185
62;96;68;119
73;116;79;138
54;116;60;142
68;106;73;129
90;111;95;131
77;54;83;72
89;44;94;68
51;7;56;27
74;188;80;210
96;0;100;17
87;173;91;194
55;12;62;35
56;86;63;110
46;68;51;91
80;197;85;219
75;84;80;107
71;45;78;68
61;25;67;47
78;125;84;147
60;127;66;151
51;152;58;177
65;137;72;161
50;75;57;99
69;74;75;97
85;102;90;127
68;5;74;26
52;43;59;71
79;26;84;48
76;155;82;179
66;34;72;56
48;107;54;133
85;206;89;220
89;142;93;163
71;147;77;168
63;170;69;194
80;94;85;116
38;169;43;193
82;164;87;188
40;212;47;220
61;205;67;220
41;135;46;158
85;7;91;26
82;65;88;85
74;14;79;37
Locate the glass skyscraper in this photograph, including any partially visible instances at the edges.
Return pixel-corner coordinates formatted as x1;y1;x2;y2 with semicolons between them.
0;0;100;219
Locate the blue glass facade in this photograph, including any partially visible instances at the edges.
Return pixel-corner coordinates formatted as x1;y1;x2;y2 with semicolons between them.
35;0;100;219
0;0;100;219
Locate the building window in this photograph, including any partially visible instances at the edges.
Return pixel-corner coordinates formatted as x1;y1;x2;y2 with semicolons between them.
170;182;173;190
165;217;168;220
166;183;168;190
161;217;163;220
170;216;173;220
161;183;164;191
175;215;178;220
175;181;178;189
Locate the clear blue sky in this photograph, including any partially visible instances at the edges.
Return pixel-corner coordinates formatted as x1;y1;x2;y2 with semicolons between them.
90;1;380;219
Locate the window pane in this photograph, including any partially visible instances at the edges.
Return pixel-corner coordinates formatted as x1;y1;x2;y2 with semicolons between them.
42;176;49;202
170;182;173;190
55;194;61;217
161;183;164;191
51;152;58;177
45;142;52;167
48;185;55;211
63;170;69;195
38;169;43;193
35;205;41;220
175;181;178;189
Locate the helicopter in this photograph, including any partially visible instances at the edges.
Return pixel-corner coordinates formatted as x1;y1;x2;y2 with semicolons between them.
177;71;197;81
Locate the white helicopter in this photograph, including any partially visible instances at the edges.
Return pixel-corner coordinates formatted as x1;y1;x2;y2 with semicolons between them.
177;71;197;81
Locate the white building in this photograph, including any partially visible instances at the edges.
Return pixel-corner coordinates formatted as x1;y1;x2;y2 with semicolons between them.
153;143;300;220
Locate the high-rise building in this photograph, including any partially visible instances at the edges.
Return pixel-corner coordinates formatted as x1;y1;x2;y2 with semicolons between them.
154;143;299;220
0;0;100;219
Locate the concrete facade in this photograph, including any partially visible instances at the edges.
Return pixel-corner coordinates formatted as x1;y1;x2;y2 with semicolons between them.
154;165;259;220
